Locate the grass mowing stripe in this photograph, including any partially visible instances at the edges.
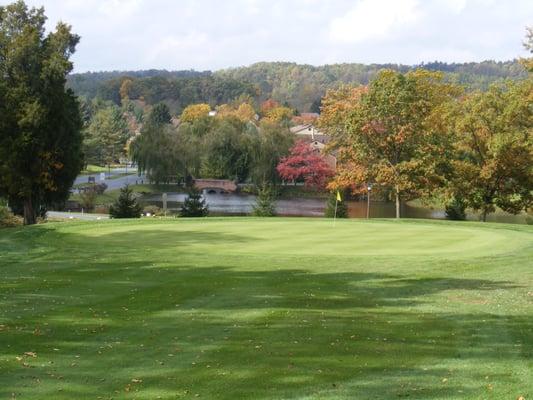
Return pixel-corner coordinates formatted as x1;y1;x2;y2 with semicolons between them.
0;218;531;399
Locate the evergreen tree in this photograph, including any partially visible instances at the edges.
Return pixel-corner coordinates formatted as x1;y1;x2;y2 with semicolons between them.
109;185;142;218
84;105;130;167
252;184;277;217
147;102;172;125
324;192;348;218
0;1;83;224
445;196;467;221
180;187;208;217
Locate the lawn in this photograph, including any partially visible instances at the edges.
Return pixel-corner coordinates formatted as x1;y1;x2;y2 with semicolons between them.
79;164;109;175
0;218;531;399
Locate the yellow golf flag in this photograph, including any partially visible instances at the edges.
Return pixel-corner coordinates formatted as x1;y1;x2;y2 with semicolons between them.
336;191;342;202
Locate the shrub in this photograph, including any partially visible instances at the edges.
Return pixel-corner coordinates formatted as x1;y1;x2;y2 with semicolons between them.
324;191;348;218
78;183;108;211
79;188;98;211
252;184;277;217
143;205;162;217
180;188;208;217
0;204;22;227
445;196;467;221
109;185;142;218
93;183;108;195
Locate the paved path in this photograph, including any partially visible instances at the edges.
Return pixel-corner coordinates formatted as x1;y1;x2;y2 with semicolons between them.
48;211;109;220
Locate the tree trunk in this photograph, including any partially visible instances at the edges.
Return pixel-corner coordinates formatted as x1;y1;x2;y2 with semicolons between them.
481;208;488;222
23;197;37;225
395;186;401;219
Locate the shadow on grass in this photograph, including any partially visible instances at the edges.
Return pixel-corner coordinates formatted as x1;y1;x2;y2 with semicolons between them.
0;224;531;399
1;262;531;400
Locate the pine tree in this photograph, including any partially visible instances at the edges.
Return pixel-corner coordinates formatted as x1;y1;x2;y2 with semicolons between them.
324;192;348;218
180;188;208;217
0;1;83;224
445;196;467;221
109;185;142;218
252;185;277;217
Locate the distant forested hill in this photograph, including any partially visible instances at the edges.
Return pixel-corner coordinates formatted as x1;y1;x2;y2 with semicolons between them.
68;60;528;113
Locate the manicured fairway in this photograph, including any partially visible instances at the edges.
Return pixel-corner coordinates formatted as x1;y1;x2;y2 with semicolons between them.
0;218;532;399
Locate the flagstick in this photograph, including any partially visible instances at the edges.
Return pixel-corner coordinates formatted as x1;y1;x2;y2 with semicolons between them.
333;198;338;227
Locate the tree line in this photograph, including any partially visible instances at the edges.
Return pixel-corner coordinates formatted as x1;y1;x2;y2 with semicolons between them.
69;60;528;114
1;0;531;225
319;67;532;221
129;101;295;187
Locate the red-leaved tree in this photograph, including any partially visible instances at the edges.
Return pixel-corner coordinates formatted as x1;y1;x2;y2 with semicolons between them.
277;141;334;188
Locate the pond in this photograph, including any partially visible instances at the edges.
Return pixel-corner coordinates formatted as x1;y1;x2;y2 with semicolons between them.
141;192;529;224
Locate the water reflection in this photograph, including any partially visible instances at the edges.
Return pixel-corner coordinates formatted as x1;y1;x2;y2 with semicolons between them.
141;192;528;224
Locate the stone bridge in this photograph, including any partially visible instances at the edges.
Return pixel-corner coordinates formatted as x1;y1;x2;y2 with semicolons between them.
194;179;238;194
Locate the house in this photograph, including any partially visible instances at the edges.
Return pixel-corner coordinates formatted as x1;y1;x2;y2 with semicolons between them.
290;124;337;171
290;124;329;144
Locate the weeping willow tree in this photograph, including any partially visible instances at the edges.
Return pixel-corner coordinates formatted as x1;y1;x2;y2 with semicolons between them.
130;103;184;184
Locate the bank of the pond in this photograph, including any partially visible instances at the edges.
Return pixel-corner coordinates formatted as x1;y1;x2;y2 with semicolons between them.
141;192;530;223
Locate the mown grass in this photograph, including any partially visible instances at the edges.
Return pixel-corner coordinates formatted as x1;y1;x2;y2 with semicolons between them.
79;164;109;175
0;218;531;399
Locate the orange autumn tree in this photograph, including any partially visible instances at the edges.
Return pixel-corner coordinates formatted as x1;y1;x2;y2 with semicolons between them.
180;103;211;123
216;102;256;122
260;99;280;115
321;70;460;218
318;85;368;194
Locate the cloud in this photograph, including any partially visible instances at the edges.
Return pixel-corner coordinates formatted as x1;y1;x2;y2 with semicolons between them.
147;32;210;66
440;0;468;13
98;0;143;18
8;0;532;71
329;0;422;43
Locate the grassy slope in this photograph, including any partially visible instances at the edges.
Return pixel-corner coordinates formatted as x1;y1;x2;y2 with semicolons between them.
0;218;531;399
79;164;109;175
69;184;185;205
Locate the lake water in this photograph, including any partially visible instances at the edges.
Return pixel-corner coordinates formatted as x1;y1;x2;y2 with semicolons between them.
142;192;529;224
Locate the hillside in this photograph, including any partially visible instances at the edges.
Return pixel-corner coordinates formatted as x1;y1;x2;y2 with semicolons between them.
68;60;528;113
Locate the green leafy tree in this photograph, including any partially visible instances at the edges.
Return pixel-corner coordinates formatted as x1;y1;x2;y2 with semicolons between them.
130;103;183;184
326;70;460;218
252;184;277;217
180;187;208;217
78;186;98;211
148;102;172;125
447;80;533;221
249;122;294;185
201;117;254;182
109;185;142;218
84;105;130;167
0;1;83;224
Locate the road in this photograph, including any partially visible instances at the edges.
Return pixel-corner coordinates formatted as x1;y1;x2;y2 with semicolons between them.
74;167;147;191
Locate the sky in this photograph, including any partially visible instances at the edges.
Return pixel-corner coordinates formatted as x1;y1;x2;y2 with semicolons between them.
6;0;533;72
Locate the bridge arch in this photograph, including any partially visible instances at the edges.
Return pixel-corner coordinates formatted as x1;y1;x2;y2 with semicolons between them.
193;179;237;194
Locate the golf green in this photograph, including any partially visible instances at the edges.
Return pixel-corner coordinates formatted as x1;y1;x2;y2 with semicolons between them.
1;218;532;399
